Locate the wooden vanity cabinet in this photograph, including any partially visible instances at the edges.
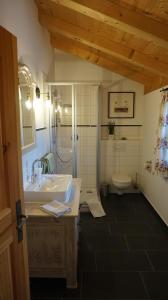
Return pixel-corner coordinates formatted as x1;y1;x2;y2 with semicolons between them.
27;215;79;288
25;179;81;289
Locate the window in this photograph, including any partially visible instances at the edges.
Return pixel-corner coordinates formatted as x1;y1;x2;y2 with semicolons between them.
155;91;168;177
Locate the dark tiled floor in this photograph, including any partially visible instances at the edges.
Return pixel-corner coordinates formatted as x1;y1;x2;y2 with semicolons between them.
31;193;168;300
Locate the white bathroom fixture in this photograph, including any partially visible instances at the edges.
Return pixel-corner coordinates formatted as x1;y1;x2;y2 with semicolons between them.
112;173;132;194
24;174;72;203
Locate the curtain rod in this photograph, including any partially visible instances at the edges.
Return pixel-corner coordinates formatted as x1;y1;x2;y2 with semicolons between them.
160;87;168;92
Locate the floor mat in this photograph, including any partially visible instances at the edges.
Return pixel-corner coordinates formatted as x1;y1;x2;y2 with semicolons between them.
80;188;106;218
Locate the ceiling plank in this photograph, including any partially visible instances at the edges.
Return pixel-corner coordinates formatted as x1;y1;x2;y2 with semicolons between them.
50;0;168;49
36;1;168;63
51;32;168;91
39;11;168;78
144;77;168;94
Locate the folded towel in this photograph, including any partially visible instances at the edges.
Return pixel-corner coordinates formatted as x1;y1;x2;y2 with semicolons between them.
40;200;71;217
42;152;55;174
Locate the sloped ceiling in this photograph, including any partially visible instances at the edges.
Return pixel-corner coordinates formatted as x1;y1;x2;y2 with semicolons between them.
35;0;168;93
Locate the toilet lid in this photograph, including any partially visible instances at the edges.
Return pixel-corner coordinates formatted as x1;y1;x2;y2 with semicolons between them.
112;174;131;183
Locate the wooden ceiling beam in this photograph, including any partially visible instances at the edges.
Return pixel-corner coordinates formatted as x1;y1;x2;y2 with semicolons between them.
144;77;168;94
39;11;168;78
50;0;168;49
51;32;168;91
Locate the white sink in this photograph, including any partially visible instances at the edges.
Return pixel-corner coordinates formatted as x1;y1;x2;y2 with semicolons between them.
24;174;72;203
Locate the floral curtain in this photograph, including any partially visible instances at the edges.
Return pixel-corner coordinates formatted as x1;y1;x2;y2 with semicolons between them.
154;90;168;177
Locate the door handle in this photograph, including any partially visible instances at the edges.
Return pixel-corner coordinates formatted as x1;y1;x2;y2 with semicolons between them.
17;214;27;230
16;200;27;242
71;134;79;141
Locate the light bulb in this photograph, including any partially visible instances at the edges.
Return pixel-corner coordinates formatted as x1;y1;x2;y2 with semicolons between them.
64;107;68;114
46;99;51;109
25;99;32;110
57;104;62;113
33;98;40;110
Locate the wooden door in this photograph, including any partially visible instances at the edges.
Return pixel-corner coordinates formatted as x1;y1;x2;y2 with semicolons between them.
0;26;30;300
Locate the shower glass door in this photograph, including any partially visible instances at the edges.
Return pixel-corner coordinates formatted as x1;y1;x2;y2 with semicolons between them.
49;83;99;189
50;84;76;176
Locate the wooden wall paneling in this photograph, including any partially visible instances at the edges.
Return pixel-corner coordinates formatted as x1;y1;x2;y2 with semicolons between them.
36;1;168;92
116;0;168;25
75;0;168;40
51;33;167;87
36;1;168;65
39;11;168;77
48;0;168;49
144;77;168;94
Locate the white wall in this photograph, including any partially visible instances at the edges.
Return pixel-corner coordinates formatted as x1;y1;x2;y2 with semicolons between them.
141;89;168;225
54;51;144;187
0;0;54;186
76;85;98;189
54;51;144;128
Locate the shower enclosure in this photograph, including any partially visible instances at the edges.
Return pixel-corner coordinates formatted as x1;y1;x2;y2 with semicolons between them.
48;83;100;192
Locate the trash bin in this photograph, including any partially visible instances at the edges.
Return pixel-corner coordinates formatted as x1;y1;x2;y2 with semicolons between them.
100;183;109;198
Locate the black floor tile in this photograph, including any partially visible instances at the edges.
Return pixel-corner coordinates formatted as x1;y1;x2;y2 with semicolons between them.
30;278;81;299
147;251;168;271
80;233;127;251
103;204;136;217
127;235;168;250
81;222;110;236
78;250;96;272
141;272;168;300
110;223;152;235
31;296;62;300
116;212;162;224
31;193;168;300
103;196;136;210
149;222;168;236
82;271;148;299
96;250;152;272
80;212;115;223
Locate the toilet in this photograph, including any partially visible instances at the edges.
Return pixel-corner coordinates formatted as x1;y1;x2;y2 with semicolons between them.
112;173;132;194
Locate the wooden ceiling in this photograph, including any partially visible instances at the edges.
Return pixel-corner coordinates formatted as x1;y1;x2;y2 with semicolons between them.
35;0;168;93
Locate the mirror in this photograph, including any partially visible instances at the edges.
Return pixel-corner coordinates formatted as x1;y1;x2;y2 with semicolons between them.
18;65;35;150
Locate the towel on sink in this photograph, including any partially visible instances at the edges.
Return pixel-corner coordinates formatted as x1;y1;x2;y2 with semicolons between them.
42;153;55;174
40;200;71;217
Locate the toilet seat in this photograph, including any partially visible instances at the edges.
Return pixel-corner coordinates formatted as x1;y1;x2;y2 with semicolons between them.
112;173;132;189
112;174;131;185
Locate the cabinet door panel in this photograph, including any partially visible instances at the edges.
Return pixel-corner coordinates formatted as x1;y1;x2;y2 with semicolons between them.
27;224;65;269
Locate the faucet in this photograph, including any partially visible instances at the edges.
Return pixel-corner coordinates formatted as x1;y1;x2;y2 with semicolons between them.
31;159;42;184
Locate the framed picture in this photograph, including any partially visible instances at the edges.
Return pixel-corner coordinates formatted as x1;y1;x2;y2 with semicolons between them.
108;92;135;118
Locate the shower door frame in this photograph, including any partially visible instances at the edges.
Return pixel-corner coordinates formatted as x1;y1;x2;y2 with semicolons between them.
48;83;77;177
48;82;101;188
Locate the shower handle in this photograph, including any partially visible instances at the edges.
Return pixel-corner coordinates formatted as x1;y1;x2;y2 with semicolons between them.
71;134;79;141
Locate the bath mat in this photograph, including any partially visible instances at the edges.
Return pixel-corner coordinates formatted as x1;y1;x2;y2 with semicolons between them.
80;189;106;218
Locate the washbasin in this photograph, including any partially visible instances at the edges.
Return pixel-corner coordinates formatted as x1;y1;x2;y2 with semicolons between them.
24;174;72;203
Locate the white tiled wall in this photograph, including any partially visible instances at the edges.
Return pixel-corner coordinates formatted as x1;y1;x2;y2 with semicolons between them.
100;139;142;186
76;85;98;189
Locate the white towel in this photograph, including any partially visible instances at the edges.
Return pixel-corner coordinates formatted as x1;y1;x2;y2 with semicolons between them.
40;200;71;217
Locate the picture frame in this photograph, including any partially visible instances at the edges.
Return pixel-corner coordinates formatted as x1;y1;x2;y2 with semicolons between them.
108;92;135;118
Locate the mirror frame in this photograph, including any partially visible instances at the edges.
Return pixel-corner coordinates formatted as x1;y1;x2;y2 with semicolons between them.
18;64;36;151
